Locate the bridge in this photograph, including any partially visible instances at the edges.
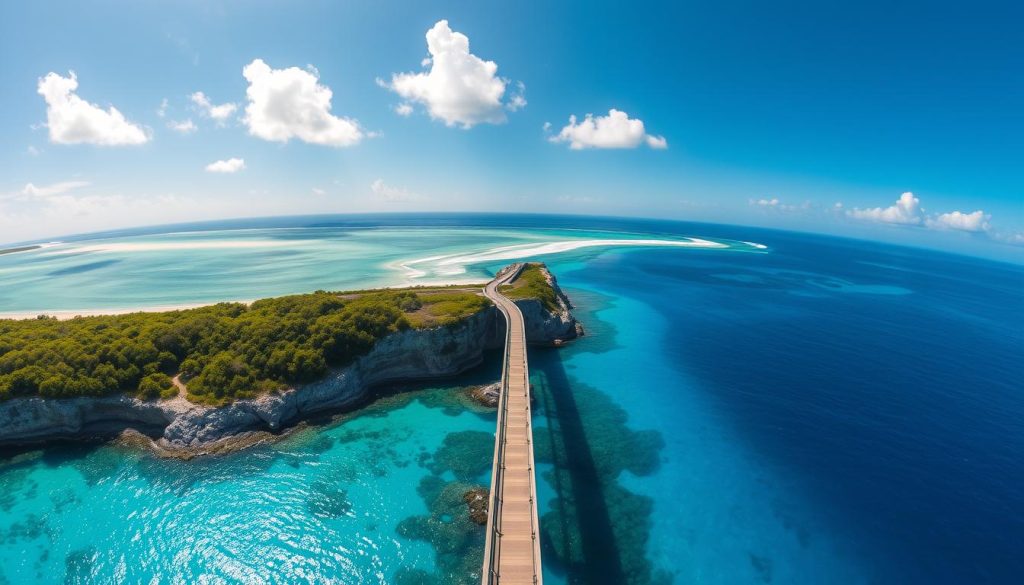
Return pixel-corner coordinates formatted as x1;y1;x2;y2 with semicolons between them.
480;264;544;584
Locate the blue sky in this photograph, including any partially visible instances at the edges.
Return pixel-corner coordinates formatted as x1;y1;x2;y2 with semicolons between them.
1;0;1021;260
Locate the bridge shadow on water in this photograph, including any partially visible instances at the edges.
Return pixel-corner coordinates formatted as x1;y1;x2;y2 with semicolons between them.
532;346;629;584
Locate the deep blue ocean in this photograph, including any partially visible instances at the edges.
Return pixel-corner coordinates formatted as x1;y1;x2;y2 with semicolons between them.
1;214;1021;584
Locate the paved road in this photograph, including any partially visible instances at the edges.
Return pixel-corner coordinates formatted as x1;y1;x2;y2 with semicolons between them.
480;264;543;585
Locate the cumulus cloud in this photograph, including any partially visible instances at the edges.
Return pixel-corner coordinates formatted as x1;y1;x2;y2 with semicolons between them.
371;179;420;202
754;197;780;207
847;192;1002;237
311;187;326;196
548;109;667;150
926;210;990;232
242;59;363;147
205;158;245;173
167;119;197;134
157;98;169;118
847;192;924;225
190;91;237;124
394;103;413;117
383;20;518;128
36;71;149;146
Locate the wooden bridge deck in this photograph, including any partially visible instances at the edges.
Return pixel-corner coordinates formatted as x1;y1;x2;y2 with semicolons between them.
481;264;543;585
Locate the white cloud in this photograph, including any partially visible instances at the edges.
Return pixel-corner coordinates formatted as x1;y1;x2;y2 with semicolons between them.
1005;233;1024;246
36;71;149;146
26;146;41;156
157;98;169;118
847;192;924;225
371;179;420;202
394;103;414;117
549;109;667;150
205;158;245;173
748;197;810;212
0;181;203;244
383;20;517;128
847;192;999;236
190;91;237;124
645;134;668;149
18;180;91;198
926;210;990;232
242;59;363;147
507;81;527;112
311;187;326;196
167;119;197;134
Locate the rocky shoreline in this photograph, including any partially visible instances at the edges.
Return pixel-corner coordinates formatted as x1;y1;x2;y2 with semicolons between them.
0;266;579;456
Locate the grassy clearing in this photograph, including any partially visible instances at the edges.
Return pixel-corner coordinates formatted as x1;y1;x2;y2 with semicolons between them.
406;290;491;328
500;263;560;312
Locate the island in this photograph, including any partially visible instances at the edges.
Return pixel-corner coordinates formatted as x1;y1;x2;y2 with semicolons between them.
0;244;42;256
0;263;578;456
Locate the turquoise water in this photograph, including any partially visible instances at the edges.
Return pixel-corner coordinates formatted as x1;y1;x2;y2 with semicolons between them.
0;382;500;584
0;219;754;317
1;215;1022;583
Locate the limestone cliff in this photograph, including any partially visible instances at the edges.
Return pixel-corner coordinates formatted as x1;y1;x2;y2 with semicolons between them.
511;264;581;345
0;276;575;451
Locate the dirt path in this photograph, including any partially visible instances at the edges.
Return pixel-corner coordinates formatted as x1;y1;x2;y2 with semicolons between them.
171;375;188;400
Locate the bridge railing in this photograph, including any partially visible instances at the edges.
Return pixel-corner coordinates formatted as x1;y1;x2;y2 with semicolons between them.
481;264;542;584
480;292;512;583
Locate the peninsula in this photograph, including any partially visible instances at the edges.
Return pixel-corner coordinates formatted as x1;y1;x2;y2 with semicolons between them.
0;263;578;454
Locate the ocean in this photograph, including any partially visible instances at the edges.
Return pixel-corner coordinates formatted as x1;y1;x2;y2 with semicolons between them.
1;214;1021;584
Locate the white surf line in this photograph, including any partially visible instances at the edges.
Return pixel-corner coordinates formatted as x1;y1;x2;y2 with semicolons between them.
742;241;768;249
0;300;260;321
390;253;457;279
399;237;729;279
41;240;310;255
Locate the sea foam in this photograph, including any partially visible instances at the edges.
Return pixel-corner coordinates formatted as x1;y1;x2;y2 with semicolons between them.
399;237;728;279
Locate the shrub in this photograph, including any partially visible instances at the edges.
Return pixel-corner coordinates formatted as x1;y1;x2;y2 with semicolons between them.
0;288;488;403
138;373;174;400
500;264;559;312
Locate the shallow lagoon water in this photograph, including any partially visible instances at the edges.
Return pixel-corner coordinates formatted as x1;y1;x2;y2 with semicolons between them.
0;382;499;585
1;215;1022;583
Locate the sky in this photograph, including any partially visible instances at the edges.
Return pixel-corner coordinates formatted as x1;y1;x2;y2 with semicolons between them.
1;0;1022;261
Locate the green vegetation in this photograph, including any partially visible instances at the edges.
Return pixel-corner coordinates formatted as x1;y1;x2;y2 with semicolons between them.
499;263;560;312
404;292;490;328
137;372;177;400
0;288;490;404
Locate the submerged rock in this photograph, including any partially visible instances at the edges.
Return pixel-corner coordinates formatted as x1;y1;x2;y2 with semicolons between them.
463;487;489;525
397;478;486;585
468;383;500;407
